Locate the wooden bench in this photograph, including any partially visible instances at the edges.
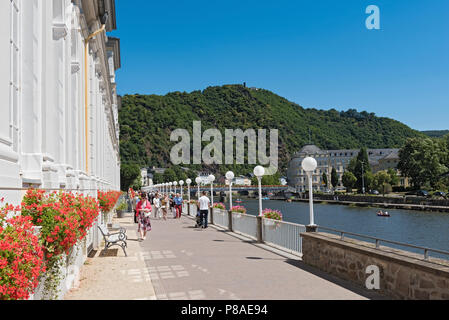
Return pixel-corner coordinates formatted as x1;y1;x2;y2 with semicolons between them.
98;224;128;257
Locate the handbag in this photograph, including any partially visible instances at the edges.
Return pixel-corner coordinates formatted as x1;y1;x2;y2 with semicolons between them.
141;201;151;218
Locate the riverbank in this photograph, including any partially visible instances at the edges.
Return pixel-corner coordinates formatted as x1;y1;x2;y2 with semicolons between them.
269;197;449;213
239;198;449;255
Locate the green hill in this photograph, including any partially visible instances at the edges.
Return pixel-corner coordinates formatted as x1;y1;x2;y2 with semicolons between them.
422;130;449;138
119;84;425;175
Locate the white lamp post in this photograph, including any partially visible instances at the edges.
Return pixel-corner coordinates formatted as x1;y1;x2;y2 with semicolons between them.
208;174;215;207
253;166;265;216
302;156;318;231
173;181;177;194
195;177;201;200
226;171;234;210
186;179;192;202
168;182;172;194
179;180;184;199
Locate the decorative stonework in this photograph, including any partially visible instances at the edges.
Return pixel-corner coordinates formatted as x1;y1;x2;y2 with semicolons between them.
71;62;80;74
52;23;68;40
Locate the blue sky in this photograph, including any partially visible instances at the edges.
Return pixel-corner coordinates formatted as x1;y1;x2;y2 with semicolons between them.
109;0;449;131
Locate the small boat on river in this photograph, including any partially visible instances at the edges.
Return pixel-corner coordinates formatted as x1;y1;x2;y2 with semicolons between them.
377;210;390;217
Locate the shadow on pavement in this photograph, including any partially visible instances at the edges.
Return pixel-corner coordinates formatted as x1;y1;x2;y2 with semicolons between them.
283;259;388;300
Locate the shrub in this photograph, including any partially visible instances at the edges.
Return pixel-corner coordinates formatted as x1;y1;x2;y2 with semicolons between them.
21;189;100;299
97;191;121;212
213;202;226;210
0;201;45;300
230;206;246;214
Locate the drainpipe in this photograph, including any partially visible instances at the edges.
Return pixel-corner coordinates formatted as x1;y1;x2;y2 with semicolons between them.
84;24;106;174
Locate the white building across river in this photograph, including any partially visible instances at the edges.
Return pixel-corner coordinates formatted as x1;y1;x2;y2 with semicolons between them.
0;0;121;204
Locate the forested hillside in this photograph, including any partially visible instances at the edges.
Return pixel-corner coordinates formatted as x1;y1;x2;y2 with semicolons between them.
119;85;425;175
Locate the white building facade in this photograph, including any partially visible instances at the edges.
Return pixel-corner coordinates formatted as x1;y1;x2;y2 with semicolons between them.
287;144;400;192
0;0;121;205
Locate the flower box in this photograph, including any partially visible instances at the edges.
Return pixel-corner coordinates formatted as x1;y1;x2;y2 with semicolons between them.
214;208;226;215
263;219;280;229
230;206;246;219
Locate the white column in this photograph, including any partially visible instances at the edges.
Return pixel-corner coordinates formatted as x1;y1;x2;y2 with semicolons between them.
0;0;21;204
19;0;44;187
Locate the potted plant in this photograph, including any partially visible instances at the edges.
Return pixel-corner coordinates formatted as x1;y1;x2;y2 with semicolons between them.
231;205;246;218
262;209;282;228
116;200;127;218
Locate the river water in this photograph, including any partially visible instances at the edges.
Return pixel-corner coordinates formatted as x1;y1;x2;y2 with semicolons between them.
228;198;449;256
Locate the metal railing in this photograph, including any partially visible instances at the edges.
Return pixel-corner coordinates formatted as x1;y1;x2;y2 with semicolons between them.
317;225;449;261
262;218;306;255
188;204;197;217
231;212;258;240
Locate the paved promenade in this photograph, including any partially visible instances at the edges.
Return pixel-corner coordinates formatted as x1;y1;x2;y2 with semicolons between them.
66;212;384;300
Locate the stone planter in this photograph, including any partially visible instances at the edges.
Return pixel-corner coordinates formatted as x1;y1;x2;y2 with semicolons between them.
102;211;112;225
232;212;242;219
263;219;280;229
116;210;126;218
214;208;226;215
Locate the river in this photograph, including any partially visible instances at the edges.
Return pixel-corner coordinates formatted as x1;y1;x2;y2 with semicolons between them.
227;198;449;256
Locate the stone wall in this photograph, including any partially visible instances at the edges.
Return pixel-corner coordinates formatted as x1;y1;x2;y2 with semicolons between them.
301;232;449;299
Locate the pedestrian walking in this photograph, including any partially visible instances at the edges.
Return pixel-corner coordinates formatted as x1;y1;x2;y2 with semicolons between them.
169;193;176;218
161;194;169;220
153;193;163;219
132;193;140;224
174;193;183;219
135;193;152;241
198;191;211;229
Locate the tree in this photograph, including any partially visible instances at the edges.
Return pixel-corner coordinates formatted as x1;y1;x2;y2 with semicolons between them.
364;171;375;192
331;168;339;189
342;171;357;192
374;171;391;195
130;176;142;191
398;138;448;189
251;171;281;185
348;147;372;193
120;163;141;191
186;169;198;185
322;173;328;189
153;173;163;184
172;165;187;181
163;168;177;182
387;168;399;186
